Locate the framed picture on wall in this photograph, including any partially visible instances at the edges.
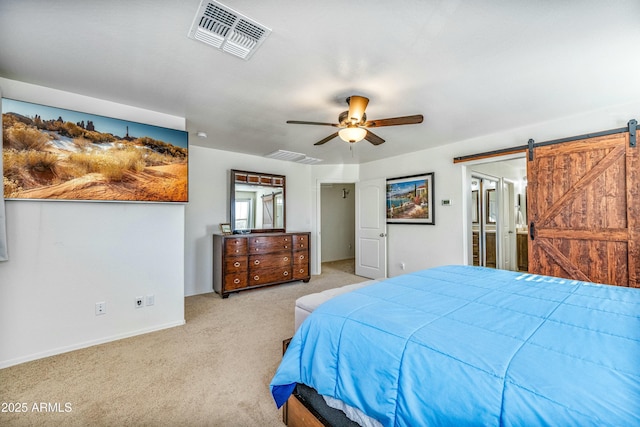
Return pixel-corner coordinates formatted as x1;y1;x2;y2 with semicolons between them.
386;172;435;225
2;98;189;203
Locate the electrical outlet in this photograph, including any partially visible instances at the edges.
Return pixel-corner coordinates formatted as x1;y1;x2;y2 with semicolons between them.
145;295;155;306
95;302;106;315
400;262;406;270
135;297;144;308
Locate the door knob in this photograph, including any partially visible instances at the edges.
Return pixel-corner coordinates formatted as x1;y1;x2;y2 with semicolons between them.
379;233;387;237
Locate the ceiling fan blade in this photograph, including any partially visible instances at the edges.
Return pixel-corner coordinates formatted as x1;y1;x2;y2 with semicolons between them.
364;130;385;145
364;114;424;128
314;132;339;145
347;96;369;124
287;120;339;127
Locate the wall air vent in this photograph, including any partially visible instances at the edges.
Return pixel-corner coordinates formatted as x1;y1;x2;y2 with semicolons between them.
188;0;271;60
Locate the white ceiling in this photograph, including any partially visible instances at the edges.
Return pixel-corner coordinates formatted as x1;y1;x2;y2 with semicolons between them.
1;0;639;165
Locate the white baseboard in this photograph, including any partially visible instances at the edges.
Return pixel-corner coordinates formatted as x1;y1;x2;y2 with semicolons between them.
0;319;186;369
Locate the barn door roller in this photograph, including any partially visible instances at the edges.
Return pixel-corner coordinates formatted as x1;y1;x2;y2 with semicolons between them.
528;138;535;161
628;119;637;148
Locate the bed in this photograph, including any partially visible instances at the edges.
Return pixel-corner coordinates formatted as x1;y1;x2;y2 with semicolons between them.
271;265;640;426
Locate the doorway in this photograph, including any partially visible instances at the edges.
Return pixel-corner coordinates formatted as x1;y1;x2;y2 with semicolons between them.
471;176;498;268
468;157;527;272
319;183;356;274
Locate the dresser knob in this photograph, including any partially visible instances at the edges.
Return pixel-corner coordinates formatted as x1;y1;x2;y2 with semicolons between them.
299;269;304;274
299;255;305;260
234;278;240;284
253;275;260;281
254;260;260;265
284;257;289;261
283;271;289;276
234;261;240;267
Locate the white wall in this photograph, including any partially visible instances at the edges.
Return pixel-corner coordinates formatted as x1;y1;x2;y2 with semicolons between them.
3;76;639;367
360;98;640;278
184;149;362;294
360;143;468;277
184;146;315;296
0;78;186;368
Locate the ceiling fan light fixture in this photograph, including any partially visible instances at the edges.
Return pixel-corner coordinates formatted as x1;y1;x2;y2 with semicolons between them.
338;126;367;143
347;96;369;123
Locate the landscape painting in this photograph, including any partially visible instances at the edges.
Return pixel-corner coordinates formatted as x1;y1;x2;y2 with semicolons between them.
386;172;434;224
2;98;188;202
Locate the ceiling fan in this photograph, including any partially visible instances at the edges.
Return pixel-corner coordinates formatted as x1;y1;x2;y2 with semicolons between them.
286;95;423;146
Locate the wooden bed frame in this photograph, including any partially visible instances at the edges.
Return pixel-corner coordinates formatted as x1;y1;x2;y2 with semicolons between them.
282;338;324;426
282;338;340;427
284;392;328;427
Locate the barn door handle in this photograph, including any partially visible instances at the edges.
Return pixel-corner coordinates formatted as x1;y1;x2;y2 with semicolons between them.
529;222;535;240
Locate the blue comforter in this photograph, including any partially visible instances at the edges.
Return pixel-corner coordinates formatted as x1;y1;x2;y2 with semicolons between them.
270;265;640;426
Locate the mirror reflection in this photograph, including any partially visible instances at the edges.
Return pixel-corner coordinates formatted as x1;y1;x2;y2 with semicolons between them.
230;170;286;232
486;188;497;224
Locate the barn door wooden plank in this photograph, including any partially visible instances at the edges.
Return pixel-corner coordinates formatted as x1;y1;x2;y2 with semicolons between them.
537;145;625;227
528;131;634;287
627;135;639;287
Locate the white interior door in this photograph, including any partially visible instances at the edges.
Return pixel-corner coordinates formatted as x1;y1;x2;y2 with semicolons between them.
355;179;387;279
498;179;517;270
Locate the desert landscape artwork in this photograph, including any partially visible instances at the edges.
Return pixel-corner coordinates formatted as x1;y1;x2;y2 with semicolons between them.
2;98;188;202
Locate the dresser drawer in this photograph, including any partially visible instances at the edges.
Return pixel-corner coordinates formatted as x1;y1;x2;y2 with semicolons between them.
249;254;291;270
248;235;291;253
224;257;248;273
292;265;308;279
293;251;308;266
224;273;248;290
249;267;292;285
292;234;309;250
224;238;248;256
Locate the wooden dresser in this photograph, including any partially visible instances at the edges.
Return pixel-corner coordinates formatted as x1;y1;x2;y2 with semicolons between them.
213;232;310;298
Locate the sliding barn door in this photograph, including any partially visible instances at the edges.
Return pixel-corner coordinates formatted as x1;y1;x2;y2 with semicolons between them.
527;131;639;287
262;194;274;228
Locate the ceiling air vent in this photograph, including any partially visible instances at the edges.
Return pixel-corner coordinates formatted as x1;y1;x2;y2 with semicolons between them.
188;0;271;60
296;156;323;165
264;150;323;164
264;150;305;161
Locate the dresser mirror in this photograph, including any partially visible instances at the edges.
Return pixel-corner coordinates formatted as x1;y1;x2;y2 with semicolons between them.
230;169;286;233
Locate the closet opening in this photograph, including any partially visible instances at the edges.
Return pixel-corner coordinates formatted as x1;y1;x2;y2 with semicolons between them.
468;157;527;272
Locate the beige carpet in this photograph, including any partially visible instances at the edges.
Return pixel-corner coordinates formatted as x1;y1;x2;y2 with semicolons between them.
0;259;361;427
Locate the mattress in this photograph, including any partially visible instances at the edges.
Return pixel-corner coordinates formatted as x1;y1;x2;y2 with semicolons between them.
272;265;640;426
294;279;377;330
